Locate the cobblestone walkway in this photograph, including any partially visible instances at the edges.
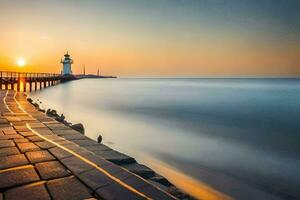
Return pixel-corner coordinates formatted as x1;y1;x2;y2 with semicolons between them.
0;90;176;200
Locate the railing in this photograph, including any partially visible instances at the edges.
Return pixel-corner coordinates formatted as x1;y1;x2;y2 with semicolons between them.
0;71;62;92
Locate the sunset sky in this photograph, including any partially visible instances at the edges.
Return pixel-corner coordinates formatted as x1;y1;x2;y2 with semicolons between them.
0;0;299;76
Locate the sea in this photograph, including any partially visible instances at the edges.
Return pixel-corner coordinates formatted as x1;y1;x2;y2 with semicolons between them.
29;78;300;200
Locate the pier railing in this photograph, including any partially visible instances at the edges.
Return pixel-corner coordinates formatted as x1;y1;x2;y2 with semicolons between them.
0;71;62;92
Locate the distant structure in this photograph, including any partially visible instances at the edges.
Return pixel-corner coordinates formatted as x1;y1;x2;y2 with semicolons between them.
61;52;73;75
97;67;100;76
83;65;86;75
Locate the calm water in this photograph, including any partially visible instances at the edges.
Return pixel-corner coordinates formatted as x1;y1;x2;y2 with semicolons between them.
30;78;300;200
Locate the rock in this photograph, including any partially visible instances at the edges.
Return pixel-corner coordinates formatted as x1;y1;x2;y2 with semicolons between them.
27;98;33;104
70;123;84;134
38;108;45;113
32;103;39;108
55;114;65;122
46;109;59;117
97;135;102;143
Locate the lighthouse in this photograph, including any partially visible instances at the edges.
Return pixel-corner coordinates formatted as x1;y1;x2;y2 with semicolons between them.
61;52;73;75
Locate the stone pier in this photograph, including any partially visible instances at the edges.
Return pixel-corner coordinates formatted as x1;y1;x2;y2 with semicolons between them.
0;90;177;200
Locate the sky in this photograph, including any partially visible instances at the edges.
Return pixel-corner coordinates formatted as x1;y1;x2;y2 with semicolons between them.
0;0;299;76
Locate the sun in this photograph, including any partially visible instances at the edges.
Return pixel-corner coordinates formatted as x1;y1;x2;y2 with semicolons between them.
17;58;26;67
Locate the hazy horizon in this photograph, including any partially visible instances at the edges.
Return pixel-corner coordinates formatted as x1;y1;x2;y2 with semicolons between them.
0;0;299;76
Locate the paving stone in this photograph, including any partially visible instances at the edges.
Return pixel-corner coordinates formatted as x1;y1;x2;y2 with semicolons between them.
94;150;136;165
5;116;21;122
0;166;40;189
0;154;29;170
36;161;71;180
61;134;87;140
32;129;54;136
77;168;114;190
0;134;24;140
5;183;51;200
47;176;93;200
14;138;30;143
101;162;124;174
122;163;155;179
95;182;146;200
26;150;55;163
0;147;20;157
13;125;30;131
3;129;17;135
48;147;73;159
18;131;36;137
72;139;98;146
52;129;81;136
35;141;56;149
60;156;93;174
27;136;45;142
84;144;112;152
0;140;15;148
123;174;150;189
139;185;175;200
17;142;40;152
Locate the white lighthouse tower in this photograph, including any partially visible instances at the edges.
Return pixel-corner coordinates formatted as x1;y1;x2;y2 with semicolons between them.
61;52;73;75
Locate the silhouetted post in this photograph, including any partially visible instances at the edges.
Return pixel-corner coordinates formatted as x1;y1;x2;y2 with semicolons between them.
0;72;2;90
29;74;32;92
17;72;20;92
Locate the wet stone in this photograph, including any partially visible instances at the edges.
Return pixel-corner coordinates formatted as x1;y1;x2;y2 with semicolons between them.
48;147;73;159
0;147;20;157
95;183;146;200
77;169;114;190
36;161;71;180
17;142;40;152
0;154;29;170
4;183;51;200
0;166;40;189
0;140;15;148
47;176;93;200
35;141;56;149
60;156;93;174
26;150;55;163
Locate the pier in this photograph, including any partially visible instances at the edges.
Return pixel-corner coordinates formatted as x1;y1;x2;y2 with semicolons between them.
0;71;61;92
0;90;177;200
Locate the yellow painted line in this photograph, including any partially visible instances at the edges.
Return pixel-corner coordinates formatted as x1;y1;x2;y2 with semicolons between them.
3;90;15;114
0;165;34;173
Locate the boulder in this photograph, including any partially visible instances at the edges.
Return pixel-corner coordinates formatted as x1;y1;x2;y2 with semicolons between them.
70;123;84;134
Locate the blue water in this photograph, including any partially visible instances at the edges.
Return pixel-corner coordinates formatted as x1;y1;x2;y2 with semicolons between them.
30;78;300;199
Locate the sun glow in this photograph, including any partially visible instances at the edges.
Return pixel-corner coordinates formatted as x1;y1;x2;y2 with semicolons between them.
17;58;26;67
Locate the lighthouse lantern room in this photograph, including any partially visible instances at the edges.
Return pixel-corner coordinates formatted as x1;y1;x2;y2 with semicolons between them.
61;52;73;75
